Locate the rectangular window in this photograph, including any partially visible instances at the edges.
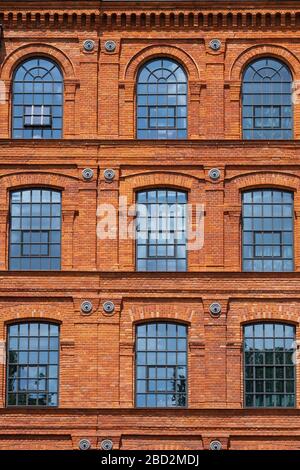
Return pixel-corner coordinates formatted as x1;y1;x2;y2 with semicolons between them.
136;323;187;408
136;189;187;272
7;322;59;407
244;323;295;408
242;189;294;272
9;189;61;271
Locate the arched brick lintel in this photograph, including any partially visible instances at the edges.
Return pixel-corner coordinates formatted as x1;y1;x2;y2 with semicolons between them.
230;171;300;197
230;44;300;81
124;44;200;82
0;171;78;189
0;43;77;81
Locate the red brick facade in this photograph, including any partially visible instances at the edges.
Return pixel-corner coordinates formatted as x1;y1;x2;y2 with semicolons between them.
0;0;300;450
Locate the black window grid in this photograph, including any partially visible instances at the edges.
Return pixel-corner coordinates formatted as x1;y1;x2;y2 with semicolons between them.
244;323;295;408
242;189;294;272
242;58;293;140
135;322;188;408
7;322;59;407
9;188;62;271
12;57;63;139
137;58;187;139
136;189;187;272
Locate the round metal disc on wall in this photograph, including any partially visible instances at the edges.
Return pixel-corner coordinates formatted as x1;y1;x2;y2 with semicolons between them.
208;168;221;181
79;439;91;450
210;440;222;450
82;168;94;181
104;40;116;52
209;39;222;51
103;301;115;314
101;439;113;450
103;168;115;181
209;303;222;317
81;301;93;315
83;40;95;52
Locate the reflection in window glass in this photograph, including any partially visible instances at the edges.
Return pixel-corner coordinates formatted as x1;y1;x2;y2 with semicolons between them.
7;322;59;407
9;189;62;270
136;189;187;272
12;58;63;139
136;323;187;408
244;323;295;408
242;58;292;139
242;189;294;272
137;58;187;139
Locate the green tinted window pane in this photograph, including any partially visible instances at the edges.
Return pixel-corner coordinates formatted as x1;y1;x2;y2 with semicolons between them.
7;323;59;407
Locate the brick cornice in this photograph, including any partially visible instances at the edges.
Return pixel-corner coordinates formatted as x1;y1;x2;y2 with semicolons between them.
1;4;300;31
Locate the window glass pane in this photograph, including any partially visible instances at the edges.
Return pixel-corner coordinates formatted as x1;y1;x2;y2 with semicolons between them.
244;323;295;408
136;189;187;272
242;58;292;140
9;189;61;271
136;323;187;408
12;58;63;139
137;58;187;139
242;189;293;272
7;322;59;407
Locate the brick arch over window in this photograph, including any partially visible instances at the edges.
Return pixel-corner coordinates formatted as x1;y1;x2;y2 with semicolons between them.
224;172;300;272
124;45;200;82
1;44;76;81
119;301;204;408
119;171;203;271
0;44;79;139
121;171;199;206
228;302;300;345
225;301;300;407
229;171;300;200
230;45;300;81
0;172;78;271
120;46;201;138
0;302;71;335
227;45;300;139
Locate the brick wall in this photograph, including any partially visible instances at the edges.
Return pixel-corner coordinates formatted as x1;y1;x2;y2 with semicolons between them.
0;0;299;450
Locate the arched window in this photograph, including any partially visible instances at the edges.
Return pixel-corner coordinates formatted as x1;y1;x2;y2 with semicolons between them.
242;189;294;272
9;188;62;270
136;189;187;272
7;322;59;406
137;58;187;139
242;57;293;139
12;57;63;139
135;322;187;408
244;323;295;408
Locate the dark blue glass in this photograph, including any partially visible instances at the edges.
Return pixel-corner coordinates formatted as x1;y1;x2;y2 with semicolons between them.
242;58;293;139
9;189;61;271
137;58;187;139
12;58;63;139
136;189;187;272
244;323;295;408
136;323;187;408
7;323;59;407
242;189;294;272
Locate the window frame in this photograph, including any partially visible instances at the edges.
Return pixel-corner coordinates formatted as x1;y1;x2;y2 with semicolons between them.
9;187;62;271
241;188;294;272
12;57;64;139
136;58;188;140
6;321;60;408
241;57;293;140
243;322;296;409
135;321;188;409
135;188;188;272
